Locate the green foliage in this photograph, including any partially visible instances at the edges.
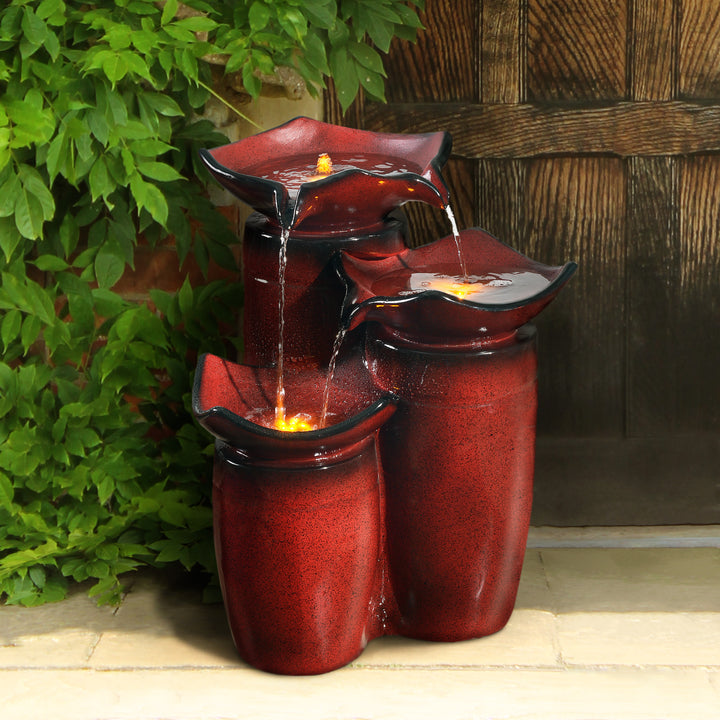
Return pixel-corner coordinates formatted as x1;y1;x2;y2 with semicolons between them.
0;0;422;606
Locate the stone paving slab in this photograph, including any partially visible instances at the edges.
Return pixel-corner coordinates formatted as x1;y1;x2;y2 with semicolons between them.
1;542;720;719
3;667;720;720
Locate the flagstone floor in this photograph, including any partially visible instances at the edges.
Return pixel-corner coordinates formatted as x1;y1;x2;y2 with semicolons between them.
2;527;719;720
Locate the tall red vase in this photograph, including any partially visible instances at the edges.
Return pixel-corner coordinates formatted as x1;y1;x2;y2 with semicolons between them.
365;324;537;640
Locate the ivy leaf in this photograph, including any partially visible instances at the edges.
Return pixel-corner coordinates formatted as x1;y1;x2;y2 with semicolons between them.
130;174;169;226
249;2;271;32
137;161;183;182
95;244;126;289
1;310;22;349
34;255;69;272
161;0;178;25
21;7;48;46
0;472;14;511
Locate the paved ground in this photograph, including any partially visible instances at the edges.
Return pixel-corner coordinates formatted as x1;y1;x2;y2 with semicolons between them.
2;527;719;720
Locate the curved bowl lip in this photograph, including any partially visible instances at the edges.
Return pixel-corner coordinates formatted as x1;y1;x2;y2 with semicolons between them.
198;116;453;229
192;353;399;444
337;229;578;329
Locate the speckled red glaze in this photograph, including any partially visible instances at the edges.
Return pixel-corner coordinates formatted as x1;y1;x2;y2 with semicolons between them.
242;211;407;367
340;228;577;349
193;353;397;675
365;324;538;640
199;116;451;233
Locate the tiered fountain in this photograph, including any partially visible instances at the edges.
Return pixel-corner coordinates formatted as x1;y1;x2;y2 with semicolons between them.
192;117;576;675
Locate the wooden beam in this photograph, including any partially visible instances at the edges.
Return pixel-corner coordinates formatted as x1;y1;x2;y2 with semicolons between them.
364;100;720;157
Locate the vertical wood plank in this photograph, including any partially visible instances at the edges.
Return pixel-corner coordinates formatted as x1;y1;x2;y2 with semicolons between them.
527;0;628;100
478;159;525;247
626;157;680;436
676;157;720;431
481;0;525;103
630;0;677;100
525;157;626;436
679;0;720;97
384;0;479;103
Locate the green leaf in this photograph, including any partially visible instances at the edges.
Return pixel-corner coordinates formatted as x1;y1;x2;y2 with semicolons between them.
29;566;47;589
33;255;69;272
161;0;178;25
88;157;114;203
348;42;387;77
130;174;168;226
303;0;337;28
95;245;126;289
0;472;14;511
0;172;20;218
358;69;387;102
21;7;47;46
21;314;42;352
102;52;129;84
173;16;217;32
1;310;22;349
137;161;183;182
18;165;55;221
141;94;183;118
249;2;271;32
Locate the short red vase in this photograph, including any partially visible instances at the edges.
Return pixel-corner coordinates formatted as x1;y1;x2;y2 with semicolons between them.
193;353;397;675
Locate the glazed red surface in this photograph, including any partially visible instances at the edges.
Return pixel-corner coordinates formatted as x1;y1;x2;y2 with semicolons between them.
199;116;451;232
365;325;538;640
242;212;407;368
340;228;577;349
193;331;539;673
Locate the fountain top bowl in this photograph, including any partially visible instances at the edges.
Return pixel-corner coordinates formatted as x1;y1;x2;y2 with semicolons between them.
338;228;577;351
199;116;452;234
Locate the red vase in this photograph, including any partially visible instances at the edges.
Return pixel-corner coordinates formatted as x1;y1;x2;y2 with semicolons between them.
365;324;538;640
193;353;396;674
242;211;407;368
339;230;576;641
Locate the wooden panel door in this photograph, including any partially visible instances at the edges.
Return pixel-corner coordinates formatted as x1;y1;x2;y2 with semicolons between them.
326;0;720;525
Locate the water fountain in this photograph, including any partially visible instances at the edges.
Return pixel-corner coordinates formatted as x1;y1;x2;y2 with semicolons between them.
192;117;577;674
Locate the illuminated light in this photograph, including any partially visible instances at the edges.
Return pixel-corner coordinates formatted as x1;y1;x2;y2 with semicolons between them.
316;153;333;175
378;180;387;185
306;152;334;182
406;187;415;192
274;413;317;432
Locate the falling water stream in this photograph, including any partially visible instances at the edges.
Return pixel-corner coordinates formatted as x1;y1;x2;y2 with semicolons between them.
272;168;470;431
445;205;468;281
319;327;347;428
274;227;290;428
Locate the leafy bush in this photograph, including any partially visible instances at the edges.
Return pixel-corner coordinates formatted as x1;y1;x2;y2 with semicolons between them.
0;0;424;605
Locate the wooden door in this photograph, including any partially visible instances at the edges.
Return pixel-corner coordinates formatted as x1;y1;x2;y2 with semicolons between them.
326;0;720;525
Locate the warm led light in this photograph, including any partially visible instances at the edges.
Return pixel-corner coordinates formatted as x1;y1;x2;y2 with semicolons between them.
425;277;482;299
274;412;317;432
316;153;333;175
307;153;334;182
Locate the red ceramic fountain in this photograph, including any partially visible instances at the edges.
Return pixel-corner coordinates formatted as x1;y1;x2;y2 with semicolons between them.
192;116;577;675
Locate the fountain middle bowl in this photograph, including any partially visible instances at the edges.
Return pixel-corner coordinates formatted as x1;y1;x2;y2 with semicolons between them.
338;228;578;350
